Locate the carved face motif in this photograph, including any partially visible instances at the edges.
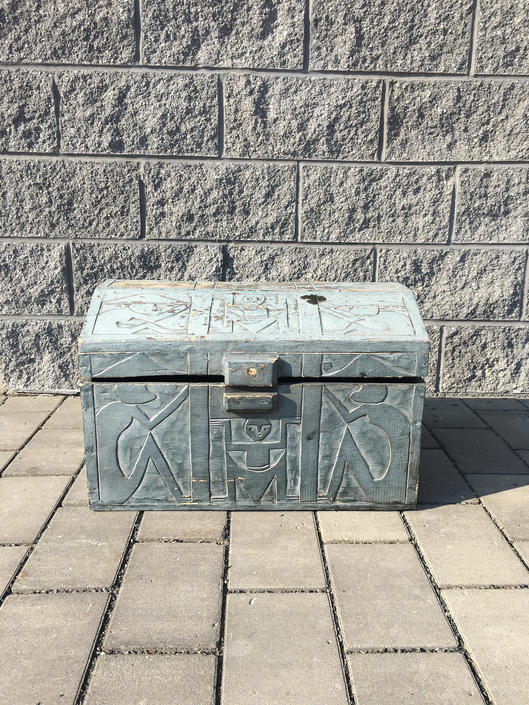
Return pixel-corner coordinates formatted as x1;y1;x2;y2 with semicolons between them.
240;294;266;308
244;419;272;441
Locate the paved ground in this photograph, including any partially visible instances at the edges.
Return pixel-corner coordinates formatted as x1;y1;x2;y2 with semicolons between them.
1;395;529;705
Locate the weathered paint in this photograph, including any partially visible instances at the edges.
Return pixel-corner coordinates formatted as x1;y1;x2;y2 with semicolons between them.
80;281;429;511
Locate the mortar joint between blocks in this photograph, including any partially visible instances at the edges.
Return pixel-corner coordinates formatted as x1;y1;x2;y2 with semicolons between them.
217;75;225;159
302;0;311;72
468;0;481;76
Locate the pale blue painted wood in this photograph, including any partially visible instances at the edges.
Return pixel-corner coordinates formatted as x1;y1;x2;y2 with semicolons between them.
80;280;429;511
79;280;429;356
82;380;425;510
80;350;429;380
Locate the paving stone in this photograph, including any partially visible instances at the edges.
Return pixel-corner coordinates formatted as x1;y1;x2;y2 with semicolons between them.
434;428;528;474
0;412;48;451
0;450;14;471
417;448;477;505
13;507;134;592
442;327;529;396
479;411;529;449
0;70;56;152
348;652;483;705
386;80;529;161
72;241;223;313
318;511;408;543
0;319;82;393
0;159;140;240
104;542;223;650
455;167;529;243
0;476;69;543
466;474;529;540
476;0;529;74
0;240;70;315
0;546;27;599
224;75;381;160
0;403;61;451
421;425;439;448
229;513;325;590
517;449;529;466
85;653;217;705
310;0;472;73
406;505;528;587
142;0;303;68
44;396;83;430
0;0;135;63
301;165;453;244
515;541;529;567
0;592;108;705
443;588;529;705
62;466;89;507
423;398;486;428
144;162;296;241
377;247;525;320
326;543;455;649
464;397;527;411
225;244;374;282
0;395;62;414
59;71;218;156
138;511;226;542
223;592;348;705
4;426;84;476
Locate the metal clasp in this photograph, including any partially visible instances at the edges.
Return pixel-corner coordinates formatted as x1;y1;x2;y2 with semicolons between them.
222;355;278;412
222;355;278;387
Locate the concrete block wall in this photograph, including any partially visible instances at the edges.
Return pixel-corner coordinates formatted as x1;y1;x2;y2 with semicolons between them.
0;0;528;395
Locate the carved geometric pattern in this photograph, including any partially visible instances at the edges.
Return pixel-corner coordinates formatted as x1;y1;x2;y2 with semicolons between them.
90;289;416;340
86;381;421;509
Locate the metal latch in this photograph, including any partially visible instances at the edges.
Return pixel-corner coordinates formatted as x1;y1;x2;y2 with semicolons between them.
222;355;278;412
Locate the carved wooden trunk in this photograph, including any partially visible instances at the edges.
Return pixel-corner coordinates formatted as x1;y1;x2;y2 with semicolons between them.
80;281;429;511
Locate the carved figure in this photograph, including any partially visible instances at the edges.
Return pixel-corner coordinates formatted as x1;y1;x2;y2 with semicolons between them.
95;385;189;503
320;385;409;502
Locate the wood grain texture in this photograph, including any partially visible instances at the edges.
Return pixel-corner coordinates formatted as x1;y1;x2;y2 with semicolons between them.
83;381;424;510
80;280;428;511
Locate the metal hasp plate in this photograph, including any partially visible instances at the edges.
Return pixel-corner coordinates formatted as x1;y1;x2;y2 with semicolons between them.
79;280;429;511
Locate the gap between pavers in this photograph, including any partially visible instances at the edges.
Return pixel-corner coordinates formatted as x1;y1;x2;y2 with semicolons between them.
479;410;529;450
466;474;529;541
417;449;477;506
405;504;529;587
228;512;326;590
0;545;28;599
433;428;528;475
62;465;89;507
0;591;109;705
43;395;83;430
423;399;486;429
222;592;348;705
348;652;484;705
443;588;529;705
0;396;64;452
